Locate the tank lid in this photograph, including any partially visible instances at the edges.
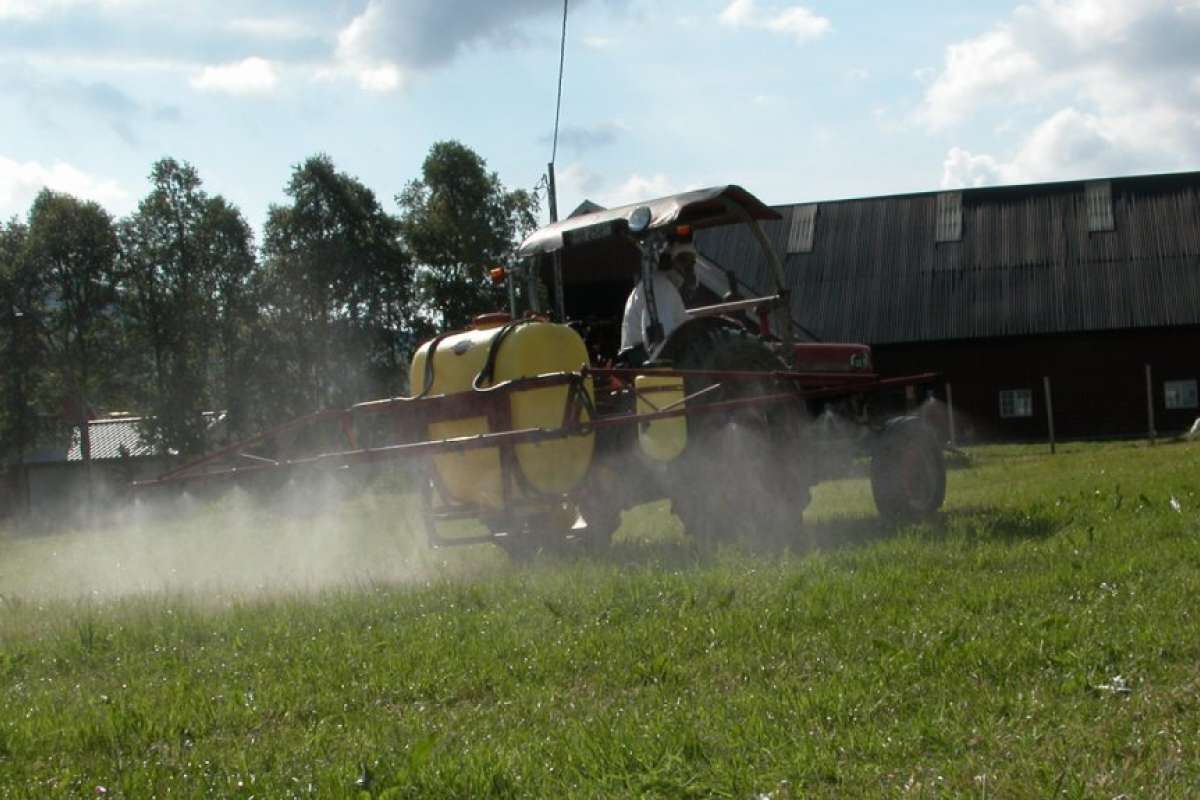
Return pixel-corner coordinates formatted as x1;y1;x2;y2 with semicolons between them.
471;312;512;330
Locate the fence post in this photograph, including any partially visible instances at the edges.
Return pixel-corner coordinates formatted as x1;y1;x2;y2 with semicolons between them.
945;382;957;446
1043;375;1056;455
1145;364;1157;444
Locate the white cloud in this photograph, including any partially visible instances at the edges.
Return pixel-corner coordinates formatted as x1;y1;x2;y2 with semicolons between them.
600;174;679;207
0;0;134;19
718;0;831;43
0;156;130;217
912;66;936;84
942;106;1183;188
924;0;1200;184
582;35;617;50
332;2;406;93
555;162;603;212
940;147;1005;188
227;17;312;40
355;64;402;92
555;167;691;214
918;29;1037;129
331;0;570;91
190;57;279;95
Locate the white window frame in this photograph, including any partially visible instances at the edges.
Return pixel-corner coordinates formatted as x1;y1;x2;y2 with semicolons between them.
1164;379;1198;410
999;388;1033;419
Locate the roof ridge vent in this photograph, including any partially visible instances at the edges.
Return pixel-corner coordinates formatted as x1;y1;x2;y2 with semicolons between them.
1085;180;1114;232
936;191;962;243
786;203;818;254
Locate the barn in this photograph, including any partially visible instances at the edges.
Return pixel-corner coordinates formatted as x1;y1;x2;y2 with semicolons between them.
697;170;1200;442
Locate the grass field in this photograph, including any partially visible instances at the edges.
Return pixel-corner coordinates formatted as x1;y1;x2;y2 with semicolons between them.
2;440;1200;798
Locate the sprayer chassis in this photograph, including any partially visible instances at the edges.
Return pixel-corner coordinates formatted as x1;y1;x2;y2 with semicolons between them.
133;360;938;549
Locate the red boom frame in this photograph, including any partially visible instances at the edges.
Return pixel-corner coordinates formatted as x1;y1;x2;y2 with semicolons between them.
134;365;937;490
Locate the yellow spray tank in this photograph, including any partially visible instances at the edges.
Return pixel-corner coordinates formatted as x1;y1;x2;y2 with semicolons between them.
634;373;687;462
409;317;594;511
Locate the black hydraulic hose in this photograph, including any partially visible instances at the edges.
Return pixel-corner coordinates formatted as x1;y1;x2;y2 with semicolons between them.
416;331;455;399
472;319;536;391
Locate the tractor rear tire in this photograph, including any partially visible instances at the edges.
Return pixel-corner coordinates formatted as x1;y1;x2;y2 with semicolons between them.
870;418;946;523
660;321;810;549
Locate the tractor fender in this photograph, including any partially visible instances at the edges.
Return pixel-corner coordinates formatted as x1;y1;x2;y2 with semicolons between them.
875;415;924;442
651;315;753;364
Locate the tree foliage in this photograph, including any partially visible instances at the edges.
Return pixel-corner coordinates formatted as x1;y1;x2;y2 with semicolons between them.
262;155;412;416
23;190;122;462
0;219;41;462
0;142;539;474
397;141;538;331
120;158;259;454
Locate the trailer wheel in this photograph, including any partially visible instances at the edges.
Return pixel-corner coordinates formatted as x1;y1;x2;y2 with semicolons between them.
659;320;810;547
870;418;946;522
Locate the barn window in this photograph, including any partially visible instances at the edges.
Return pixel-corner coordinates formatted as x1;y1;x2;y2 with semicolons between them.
786;203;818;254
1085;180;1114;232
999;388;1033;418
935;191;962;243
1164;379;1198;410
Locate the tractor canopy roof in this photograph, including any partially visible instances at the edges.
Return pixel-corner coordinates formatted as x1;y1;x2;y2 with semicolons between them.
517;185;781;259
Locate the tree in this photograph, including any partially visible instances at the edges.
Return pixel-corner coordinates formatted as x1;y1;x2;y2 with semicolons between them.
195;196;258;440
261;154;412;416
0;218;40;466
23;190;121;466
396;141;539;332
120;158;260;453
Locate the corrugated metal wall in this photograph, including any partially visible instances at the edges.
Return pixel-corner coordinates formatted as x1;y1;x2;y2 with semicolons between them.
697;173;1200;345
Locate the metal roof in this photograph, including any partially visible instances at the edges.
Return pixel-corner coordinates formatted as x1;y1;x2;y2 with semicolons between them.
67;417;157;461
518;185;781;258
60;412;226;462
695;171;1200;345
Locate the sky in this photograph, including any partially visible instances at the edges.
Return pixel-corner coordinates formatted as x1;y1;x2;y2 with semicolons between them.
3;0;1200;235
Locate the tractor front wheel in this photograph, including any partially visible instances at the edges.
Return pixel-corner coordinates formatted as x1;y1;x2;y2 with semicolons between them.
660;320;811;549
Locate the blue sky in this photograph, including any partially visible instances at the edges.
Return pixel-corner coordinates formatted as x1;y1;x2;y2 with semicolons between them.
3;0;1199;233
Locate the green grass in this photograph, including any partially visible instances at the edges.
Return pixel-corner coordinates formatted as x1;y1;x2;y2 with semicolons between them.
2;440;1200;797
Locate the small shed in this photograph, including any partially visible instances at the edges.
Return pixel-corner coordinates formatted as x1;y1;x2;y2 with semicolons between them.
8;417;169;522
3;415;178;521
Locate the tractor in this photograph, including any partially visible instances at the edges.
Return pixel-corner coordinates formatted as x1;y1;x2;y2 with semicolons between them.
137;186;946;554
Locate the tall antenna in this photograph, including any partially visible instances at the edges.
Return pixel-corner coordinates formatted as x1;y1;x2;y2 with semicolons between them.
546;0;569;320
550;0;569;170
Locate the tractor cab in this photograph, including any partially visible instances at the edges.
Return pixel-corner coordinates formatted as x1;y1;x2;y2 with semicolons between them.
513;185;795;367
